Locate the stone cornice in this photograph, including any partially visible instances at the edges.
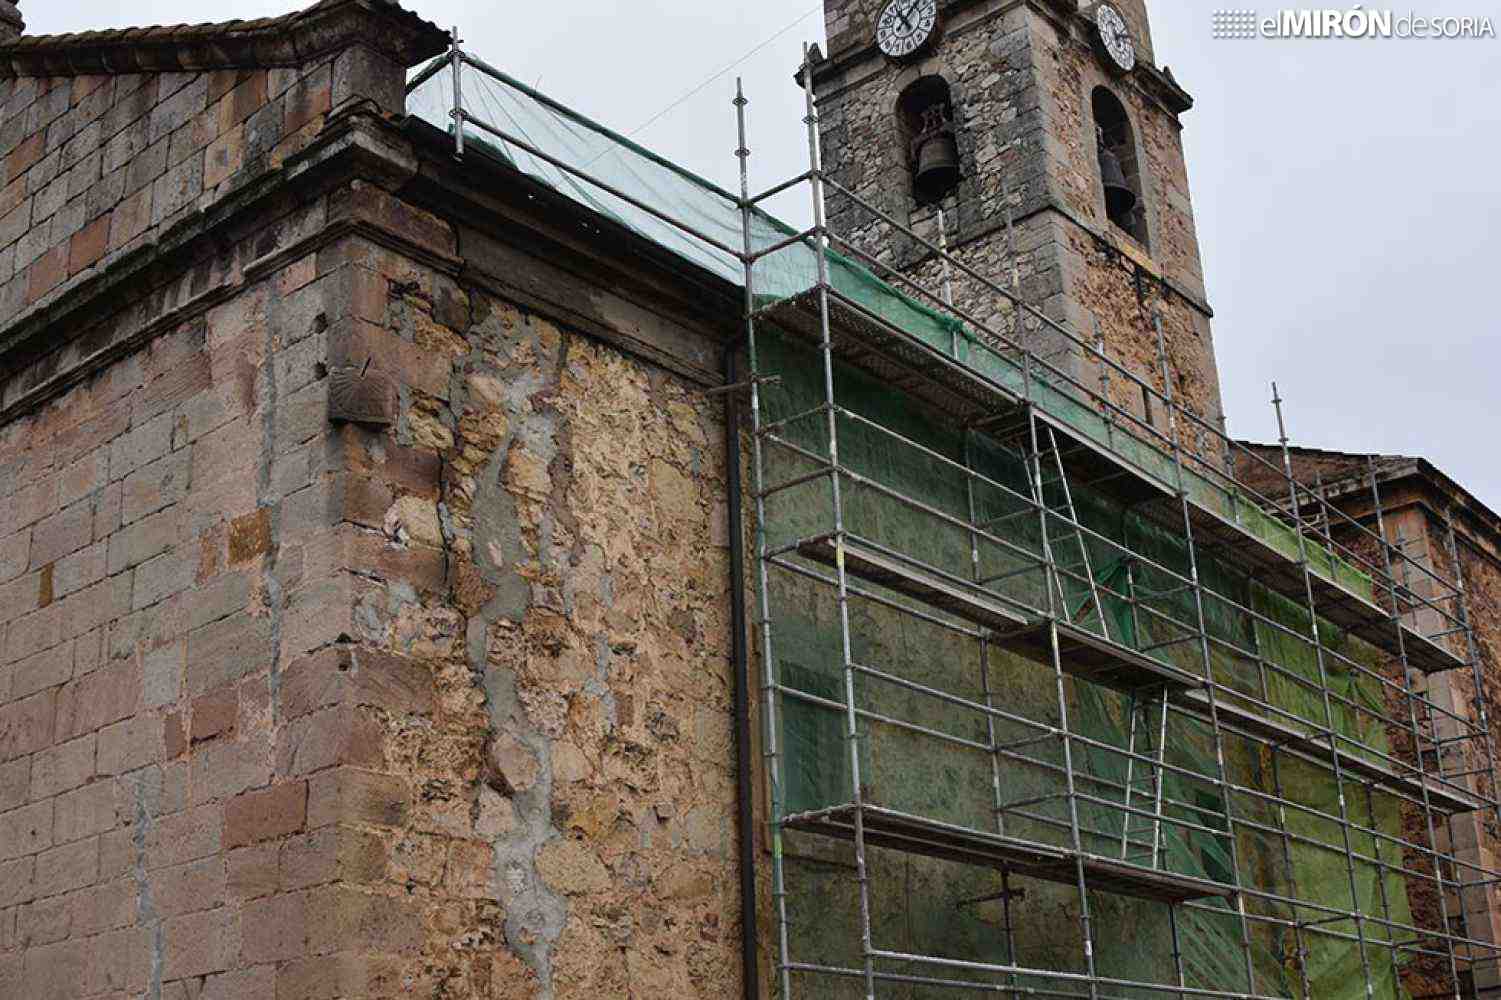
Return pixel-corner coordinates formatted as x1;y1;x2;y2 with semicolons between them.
0;0;447;78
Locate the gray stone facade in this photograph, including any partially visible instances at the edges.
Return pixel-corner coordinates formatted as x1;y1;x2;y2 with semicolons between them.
812;0;1222;434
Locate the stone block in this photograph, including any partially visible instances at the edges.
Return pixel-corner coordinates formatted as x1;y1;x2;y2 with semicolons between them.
0;757;28;811
241;889;307;963
28;734;94;799
66;213;108;276
144;639;183;708
160;905;232;981
148;74;208;145
0;690;53;762
32;835;98;897
108;411;173;482
223;780;307;849
121;448;190;526
190;685;237;743
186;570;250;631
11;642;72;699
306;883;422;956
307;767;407;830
283;65;331;138
54;657;139;742
185;610;271;698
216;72;267;132
24;243;66;304
29;499;94;569
6;131;45;183
279;825;385;891
4;603;61;662
131;550;193;610
107;504;182;574
150;855;224;918
145;802;221;870
107;183;152;252
225;843;278;901
226;507;271;565
151;151;202;226
51;780;115;845
203;123;244;190
0;529;29;583
0;799;51;860
96;714;159;776
56;452;107;510
188;737;270;805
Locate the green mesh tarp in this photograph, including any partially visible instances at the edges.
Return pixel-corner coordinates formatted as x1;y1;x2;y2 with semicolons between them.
757;329;1412;999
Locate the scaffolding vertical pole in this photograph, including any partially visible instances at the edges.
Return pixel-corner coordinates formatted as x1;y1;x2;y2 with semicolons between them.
1023;357;1100;1000
1367;456;1465;1000
1269;384;1376;1000
736;79;792;1000
1441;507;1499;827
1156;317;1258;993
1249;607;1312;995
971;428;1021;999
1364;781;1407;995
448;28;465;159
1270;752;1312;996
1442;506;1501;991
801;46;878;1000
1094;321;1117;454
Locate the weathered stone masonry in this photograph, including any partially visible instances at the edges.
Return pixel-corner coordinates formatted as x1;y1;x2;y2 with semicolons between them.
0;1;758;997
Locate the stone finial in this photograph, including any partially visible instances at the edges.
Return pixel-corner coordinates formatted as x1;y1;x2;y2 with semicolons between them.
0;1;21;41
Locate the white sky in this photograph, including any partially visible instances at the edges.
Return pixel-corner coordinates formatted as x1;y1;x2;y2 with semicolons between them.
29;1;1501;509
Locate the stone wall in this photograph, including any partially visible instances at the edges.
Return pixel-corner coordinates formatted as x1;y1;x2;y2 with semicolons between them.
0;20;758;996
0;58;352;332
297;199;751;996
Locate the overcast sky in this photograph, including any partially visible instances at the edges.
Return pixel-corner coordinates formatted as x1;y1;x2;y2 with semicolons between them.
30;1;1501;510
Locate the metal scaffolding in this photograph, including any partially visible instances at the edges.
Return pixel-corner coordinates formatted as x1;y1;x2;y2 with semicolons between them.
410;39;1501;1000
735;52;1501;1000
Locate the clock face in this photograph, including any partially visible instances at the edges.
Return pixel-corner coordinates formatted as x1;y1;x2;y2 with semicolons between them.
875;0;938;60
1095;4;1136;73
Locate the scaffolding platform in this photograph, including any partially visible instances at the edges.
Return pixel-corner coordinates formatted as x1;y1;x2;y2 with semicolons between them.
796;535;1029;633
783;803;1232;904
1172;689;1484;815
994;620;1200;694
1014;412;1466;676
757;289;1027;445
796;535;1197;693
763;288;1464;677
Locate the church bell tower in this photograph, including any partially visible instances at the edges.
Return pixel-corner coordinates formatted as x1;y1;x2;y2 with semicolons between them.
809;0;1223;432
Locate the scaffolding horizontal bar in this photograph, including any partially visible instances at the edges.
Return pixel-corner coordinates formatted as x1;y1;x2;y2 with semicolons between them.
1171;689;1485;815
782;802;1233;904
765;284;1466;675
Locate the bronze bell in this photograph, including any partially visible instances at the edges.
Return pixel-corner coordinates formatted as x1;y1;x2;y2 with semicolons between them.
914;132;961;201
1098;143;1136;219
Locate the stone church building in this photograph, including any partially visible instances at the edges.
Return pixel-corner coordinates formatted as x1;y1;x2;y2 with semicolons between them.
0;0;1496;998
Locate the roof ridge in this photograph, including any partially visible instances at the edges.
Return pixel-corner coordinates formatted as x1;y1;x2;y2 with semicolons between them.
0;0;447;77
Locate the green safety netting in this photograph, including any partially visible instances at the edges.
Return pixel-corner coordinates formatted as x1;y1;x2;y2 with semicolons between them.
409;58;1411;999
